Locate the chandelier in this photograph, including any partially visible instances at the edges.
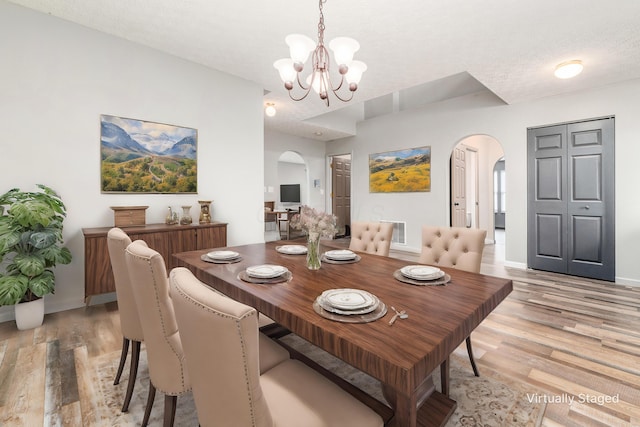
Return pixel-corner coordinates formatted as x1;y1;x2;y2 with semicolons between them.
273;0;367;106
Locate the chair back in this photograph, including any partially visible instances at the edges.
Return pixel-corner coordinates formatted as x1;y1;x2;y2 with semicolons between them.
419;226;487;273
125;241;190;395
170;267;273;427
349;221;393;256
106;227;144;342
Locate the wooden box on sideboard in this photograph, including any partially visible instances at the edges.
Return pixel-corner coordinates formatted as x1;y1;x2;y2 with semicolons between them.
110;205;148;227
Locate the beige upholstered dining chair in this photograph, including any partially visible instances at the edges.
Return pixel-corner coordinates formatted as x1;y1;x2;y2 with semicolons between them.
125;240;191;427
169;267;384;427
419;225;487;394
106;227;144;413
349;221;394;257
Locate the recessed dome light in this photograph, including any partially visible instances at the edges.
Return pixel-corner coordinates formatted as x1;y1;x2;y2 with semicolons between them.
265;103;276;117
554;60;583;79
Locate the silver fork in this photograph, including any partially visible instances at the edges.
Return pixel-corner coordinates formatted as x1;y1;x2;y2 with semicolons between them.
388;306;408;325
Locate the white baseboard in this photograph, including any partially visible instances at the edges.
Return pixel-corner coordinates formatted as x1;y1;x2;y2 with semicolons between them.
613;276;640;287
504;260;527;270
0;293;117;325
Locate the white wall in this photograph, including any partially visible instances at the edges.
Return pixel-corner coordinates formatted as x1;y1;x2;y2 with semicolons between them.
0;2;265;322
327;82;640;285
264;130;327;211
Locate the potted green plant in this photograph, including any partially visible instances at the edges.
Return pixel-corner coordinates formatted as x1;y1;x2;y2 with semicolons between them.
0;184;72;329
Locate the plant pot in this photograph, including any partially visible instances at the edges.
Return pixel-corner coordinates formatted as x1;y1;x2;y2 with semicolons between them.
15;298;44;330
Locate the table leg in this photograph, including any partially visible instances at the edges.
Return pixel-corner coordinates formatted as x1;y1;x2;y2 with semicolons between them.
381;385;419;427
440;357;450;397
381;375;456;427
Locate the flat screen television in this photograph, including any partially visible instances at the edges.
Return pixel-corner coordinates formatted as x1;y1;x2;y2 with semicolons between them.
280;184;301;203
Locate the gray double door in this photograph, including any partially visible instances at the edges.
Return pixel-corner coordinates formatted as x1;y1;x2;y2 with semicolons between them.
527;117;615;281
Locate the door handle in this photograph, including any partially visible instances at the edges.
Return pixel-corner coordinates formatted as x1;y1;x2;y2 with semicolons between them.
454;202;460;206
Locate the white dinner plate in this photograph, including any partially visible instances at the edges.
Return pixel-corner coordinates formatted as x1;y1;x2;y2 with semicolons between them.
207;250;240;260
400;265;444;280
324;249;357;260
246;264;288;279
276;245;308;255
316;296;379;315
321;288;376;310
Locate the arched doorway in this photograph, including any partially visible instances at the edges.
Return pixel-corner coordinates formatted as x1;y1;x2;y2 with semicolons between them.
449;135;504;246
277;151;308;207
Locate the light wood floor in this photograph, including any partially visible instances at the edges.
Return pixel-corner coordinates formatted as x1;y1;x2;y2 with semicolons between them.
1;233;639;426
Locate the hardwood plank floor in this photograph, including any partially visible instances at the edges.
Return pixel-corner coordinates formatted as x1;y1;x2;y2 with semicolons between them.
1;232;639;426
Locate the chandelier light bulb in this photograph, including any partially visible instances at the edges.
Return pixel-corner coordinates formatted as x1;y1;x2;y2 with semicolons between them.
306;71;329;95
329;37;360;66
273;58;296;84
285;34;316;65
554;60;583;79
344;60;367;85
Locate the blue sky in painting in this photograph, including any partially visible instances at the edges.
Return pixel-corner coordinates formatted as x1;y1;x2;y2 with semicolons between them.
102;115;196;153
370;146;430;162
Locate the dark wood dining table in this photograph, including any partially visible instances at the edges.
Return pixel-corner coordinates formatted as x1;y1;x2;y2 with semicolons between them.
173;240;512;427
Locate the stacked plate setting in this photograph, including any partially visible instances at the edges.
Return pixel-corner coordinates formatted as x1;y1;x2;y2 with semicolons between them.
317;288;379;315
323;249;357;261
276;245;307;255
400;265;445;281
245;264;289;279
206;250;241;262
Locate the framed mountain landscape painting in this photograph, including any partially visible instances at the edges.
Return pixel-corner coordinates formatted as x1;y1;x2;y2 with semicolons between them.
369;146;431;193
100;115;197;193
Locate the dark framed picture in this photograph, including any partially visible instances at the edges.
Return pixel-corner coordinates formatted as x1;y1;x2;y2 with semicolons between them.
369;146;431;193
100;114;197;193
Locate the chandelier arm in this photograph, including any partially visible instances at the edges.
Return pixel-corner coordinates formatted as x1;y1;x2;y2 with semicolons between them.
329;88;355;103
295;73;310;91
328;74;345;93
287;87;313;102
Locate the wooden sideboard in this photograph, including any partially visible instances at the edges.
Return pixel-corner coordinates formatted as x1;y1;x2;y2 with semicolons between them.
82;222;227;304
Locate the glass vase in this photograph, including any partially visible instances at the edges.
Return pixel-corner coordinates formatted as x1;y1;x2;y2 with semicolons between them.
180;205;193;225
306;232;321;270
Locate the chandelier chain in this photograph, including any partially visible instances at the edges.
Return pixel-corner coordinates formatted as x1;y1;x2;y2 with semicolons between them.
317;0;326;46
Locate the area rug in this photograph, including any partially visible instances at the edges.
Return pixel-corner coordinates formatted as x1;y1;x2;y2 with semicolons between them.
279;334;546;427
87;335;545;426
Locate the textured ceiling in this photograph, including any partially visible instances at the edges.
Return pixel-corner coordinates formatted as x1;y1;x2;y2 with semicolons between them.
9;0;640;141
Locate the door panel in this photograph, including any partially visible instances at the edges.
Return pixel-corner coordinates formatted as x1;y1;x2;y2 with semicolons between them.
572;155;601;200
572;216;602;262
567;119;614;280
332;156;351;236
536;157;562;200
536;214;563;258
451;146;466;227
528;117;614;281
528;124;568;273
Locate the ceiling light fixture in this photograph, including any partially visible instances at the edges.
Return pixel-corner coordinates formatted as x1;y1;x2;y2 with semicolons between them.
265;103;276;117
273;0;367;106
554;60;583;79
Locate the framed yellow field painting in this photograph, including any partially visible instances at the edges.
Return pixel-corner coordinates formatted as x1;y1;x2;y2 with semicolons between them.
100;115;197;193
369;146;431;193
